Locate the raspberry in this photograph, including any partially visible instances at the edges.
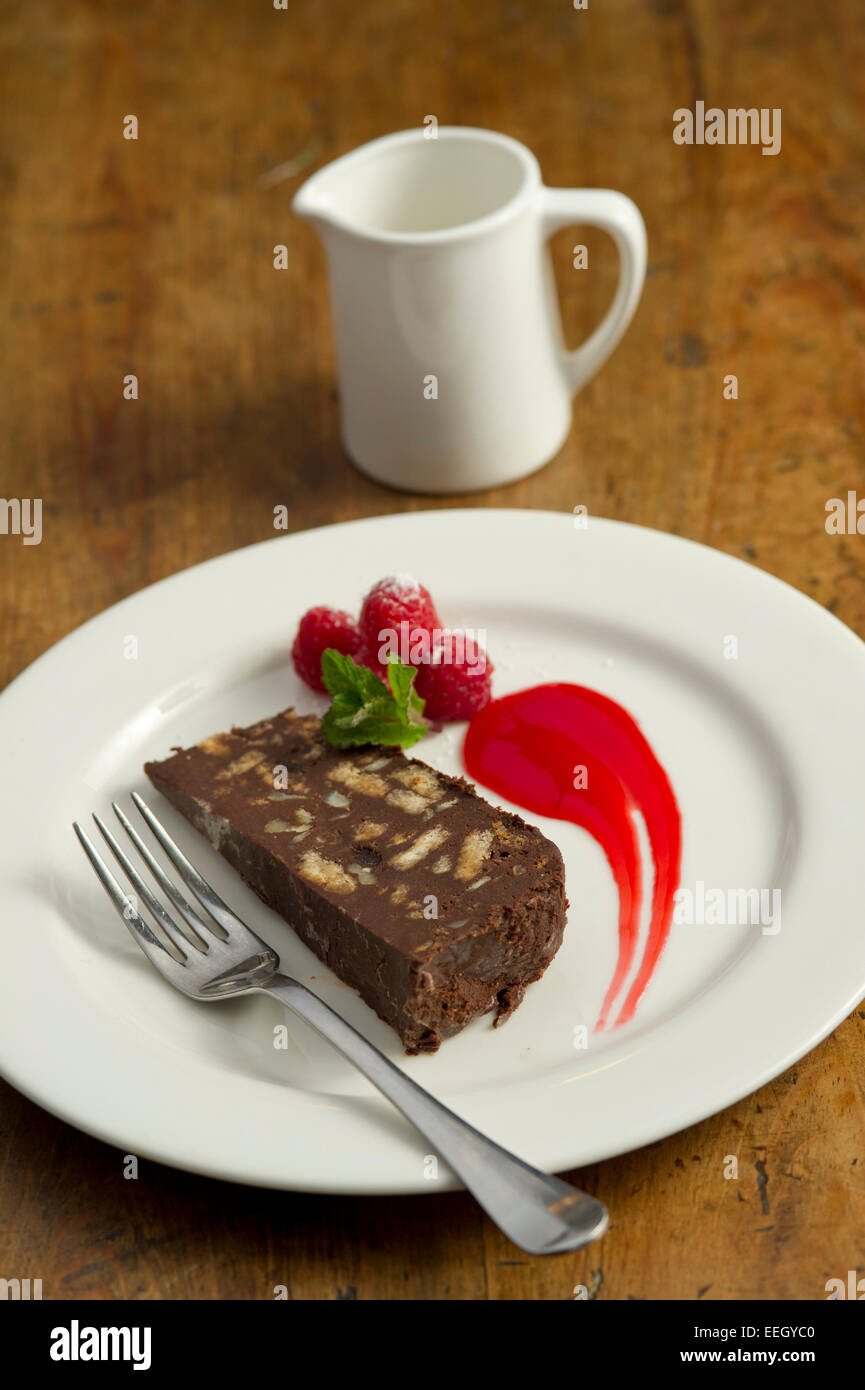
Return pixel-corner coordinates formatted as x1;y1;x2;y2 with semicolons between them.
291;606;362;693
358;574;440;667
355;638;388;679
414;631;493;721
294;578;493;722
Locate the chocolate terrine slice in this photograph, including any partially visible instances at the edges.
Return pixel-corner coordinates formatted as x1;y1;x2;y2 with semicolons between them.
145;710;567;1054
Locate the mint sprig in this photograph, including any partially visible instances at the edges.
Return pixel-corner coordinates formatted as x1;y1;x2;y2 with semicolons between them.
320;650;428;749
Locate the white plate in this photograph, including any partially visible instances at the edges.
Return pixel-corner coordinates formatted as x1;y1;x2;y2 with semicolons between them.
1;509;864;1195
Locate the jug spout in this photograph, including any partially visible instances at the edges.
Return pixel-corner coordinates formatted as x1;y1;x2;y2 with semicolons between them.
293;134;415;241
292;176;337;233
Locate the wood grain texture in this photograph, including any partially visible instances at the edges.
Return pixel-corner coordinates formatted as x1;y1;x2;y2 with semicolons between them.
1;0;864;1300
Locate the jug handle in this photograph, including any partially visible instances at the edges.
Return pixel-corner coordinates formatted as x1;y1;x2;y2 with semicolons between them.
541;187;647;395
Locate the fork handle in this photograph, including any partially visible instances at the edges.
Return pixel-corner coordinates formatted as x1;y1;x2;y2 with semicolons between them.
260;974;608;1255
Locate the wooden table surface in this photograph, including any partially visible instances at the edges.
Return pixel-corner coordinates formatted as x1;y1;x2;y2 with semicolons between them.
2;0;864;1301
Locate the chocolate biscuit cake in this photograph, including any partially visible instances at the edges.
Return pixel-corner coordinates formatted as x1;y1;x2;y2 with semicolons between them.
145;710;567;1054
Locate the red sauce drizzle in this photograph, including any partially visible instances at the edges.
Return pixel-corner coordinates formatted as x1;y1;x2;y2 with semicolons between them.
463;683;682;1029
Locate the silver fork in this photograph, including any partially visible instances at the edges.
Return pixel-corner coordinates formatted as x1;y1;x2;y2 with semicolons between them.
73;792;609;1255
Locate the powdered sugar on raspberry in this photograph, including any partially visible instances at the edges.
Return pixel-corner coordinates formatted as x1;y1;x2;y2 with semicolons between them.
375;573;426;600
358;575;441;652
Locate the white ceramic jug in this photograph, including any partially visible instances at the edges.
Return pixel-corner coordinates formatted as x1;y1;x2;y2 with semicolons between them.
293;127;647;494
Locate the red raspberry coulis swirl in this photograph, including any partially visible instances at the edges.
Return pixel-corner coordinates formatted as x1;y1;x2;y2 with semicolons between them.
464;682;682;1028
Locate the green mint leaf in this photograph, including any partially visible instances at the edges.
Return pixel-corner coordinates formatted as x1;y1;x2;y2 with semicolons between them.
320;648;389;701
386;658;427;737
385;657;417;710
319;651;428;749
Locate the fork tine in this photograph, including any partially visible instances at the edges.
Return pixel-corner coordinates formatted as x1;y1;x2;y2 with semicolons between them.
109;802;220;945
131;791;246;937
93;813;209;956
73;822;188;968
